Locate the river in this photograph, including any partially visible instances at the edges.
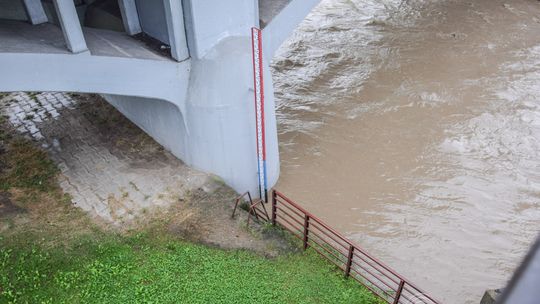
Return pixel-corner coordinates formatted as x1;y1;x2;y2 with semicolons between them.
272;0;540;302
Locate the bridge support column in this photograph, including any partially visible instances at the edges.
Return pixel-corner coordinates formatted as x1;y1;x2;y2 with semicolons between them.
179;0;279;196
183;38;279;196
163;0;189;61
118;0;141;35
0;0;323;196
52;0;88;53
22;0;48;25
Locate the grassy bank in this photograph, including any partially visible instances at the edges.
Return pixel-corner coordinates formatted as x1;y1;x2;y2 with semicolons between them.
0;231;379;304
0;119;379;304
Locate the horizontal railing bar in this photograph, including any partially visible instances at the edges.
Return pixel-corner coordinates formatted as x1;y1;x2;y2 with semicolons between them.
308;233;349;264
400;288;435;304
308;242;347;272
349;269;394;301
275;191;353;245
349;262;398;293
398;293;424;304
308;228;348;255
402;284;438;303
350;256;401;285
279;202;399;295
275;203;301;217
349;266;397;294
350;276;393;304
275;199;305;218
275;219;303;241
307;234;348;265
273;190;440;304
277;192;402;275
349;246;410;283
402;285;438;304
275;206;304;226
309;221;350;250
275;213;303;231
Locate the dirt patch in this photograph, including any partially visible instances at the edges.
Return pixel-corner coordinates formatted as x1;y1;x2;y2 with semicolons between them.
0;92;293;256
0;92;209;225
74;94;170;166
168;184;294;257
0;192;24;218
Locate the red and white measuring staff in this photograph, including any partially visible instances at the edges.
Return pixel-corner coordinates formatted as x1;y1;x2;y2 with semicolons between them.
251;27;268;203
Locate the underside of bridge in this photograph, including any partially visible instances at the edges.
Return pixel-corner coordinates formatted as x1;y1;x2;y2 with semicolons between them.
0;0;320;199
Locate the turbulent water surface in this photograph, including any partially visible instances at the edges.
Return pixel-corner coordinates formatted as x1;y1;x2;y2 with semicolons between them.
272;0;540;303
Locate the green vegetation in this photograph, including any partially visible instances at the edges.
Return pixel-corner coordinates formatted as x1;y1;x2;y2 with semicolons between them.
0;120;379;304
0;232;378;304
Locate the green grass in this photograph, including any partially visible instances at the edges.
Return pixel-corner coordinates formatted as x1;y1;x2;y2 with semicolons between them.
0;232;379;304
0;109;379;304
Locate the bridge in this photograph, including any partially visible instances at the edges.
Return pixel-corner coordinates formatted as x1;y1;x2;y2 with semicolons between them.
0;0;321;196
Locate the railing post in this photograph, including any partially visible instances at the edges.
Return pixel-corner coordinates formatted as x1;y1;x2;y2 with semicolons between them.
271;190;277;226
393;280;405;304
303;215;310;250
345;245;354;277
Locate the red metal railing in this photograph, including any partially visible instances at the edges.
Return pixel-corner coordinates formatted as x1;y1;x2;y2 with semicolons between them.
231;191;270;226
271;190;441;304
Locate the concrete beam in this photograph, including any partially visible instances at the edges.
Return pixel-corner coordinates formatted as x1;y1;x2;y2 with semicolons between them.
52;0;88;53
0;53;188;104
118;0;142;35
22;0;48;25
182;0;257;59
1;1;282;197
163;0;189;61
262;0;320;59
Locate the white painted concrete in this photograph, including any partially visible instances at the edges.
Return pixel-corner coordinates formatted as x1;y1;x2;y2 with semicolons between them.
0;0;320;197
258;0;290;27
182;0;257;59
0;21;170;60
163;0;189;61
184;36;279;195
0;53;188;104
118;0;142;35
262;0;321;59
134;0;169;43
103;95;190;161
22;0;48;25
52;0;88;53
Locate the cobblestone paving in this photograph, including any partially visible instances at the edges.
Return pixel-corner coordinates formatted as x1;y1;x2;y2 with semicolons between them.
0;92;210;226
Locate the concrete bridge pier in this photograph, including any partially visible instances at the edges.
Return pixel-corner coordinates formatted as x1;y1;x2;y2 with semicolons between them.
184;36;280;197
0;0;321;197
105;0;280;196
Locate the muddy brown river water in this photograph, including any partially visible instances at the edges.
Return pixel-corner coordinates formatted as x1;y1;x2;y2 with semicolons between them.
272;0;540;303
